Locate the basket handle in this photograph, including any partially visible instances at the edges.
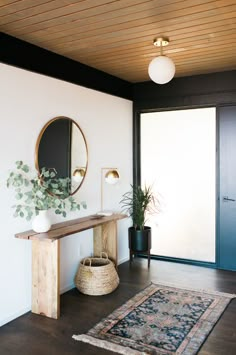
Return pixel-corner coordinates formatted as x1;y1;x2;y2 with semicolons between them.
82;258;92;267
100;251;108;260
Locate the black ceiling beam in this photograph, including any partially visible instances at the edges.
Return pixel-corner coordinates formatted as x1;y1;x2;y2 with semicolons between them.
0;32;133;101
133;70;236;110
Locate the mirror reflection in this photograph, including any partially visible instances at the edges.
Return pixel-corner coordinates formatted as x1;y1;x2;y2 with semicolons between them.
35;116;88;195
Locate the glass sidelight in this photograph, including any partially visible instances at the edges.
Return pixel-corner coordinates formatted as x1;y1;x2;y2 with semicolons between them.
141;108;216;262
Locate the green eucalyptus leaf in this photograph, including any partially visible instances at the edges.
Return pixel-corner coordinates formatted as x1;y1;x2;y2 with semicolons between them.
16;161;23;168
15;193;23;200
24;179;29;186
22;165;29;173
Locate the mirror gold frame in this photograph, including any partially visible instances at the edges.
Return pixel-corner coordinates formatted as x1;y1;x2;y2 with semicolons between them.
35;116;88;196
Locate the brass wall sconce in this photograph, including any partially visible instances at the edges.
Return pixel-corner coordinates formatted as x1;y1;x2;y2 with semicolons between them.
73;167;86;183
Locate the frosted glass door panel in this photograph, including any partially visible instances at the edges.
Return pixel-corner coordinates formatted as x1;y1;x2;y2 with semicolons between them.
141;108;216;262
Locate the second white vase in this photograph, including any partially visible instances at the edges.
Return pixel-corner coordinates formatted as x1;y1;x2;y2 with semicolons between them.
32;210;51;233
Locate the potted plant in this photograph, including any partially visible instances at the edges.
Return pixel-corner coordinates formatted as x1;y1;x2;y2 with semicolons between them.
120;184;159;253
6;161;87;232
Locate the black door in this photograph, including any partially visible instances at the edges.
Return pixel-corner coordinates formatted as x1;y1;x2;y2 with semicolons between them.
219;105;236;270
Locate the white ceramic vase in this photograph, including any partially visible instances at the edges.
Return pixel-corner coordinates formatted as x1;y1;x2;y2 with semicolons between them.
32;210;51;233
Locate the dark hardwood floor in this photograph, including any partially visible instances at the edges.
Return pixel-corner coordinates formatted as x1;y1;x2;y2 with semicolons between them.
1;258;236;355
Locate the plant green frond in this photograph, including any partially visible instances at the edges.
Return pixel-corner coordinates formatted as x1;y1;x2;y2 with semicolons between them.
120;184;160;230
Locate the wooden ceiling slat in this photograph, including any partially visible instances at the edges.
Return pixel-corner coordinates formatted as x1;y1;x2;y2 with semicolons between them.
0;0;130;27
2;0;233;38
71;27;236;65
113;55;236;74
32;1;236;49
0;1;81;19
0;0;53;14
99;46;236;72
92;42;236;70
14;0;214;41
115;52;236;73
62;12;235;58
0;0;20;5
0;0;64;15
71;45;236;75
93;50;236;74
13;0;184;39
115;59;236;82
64;17;235;60
0;0;154;28
52;7;236;54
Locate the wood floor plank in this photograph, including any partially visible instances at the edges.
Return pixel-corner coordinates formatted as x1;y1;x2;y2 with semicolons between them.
0;259;236;354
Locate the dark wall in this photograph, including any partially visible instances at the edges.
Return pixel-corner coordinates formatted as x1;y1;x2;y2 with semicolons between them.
133;71;236;111
132;71;236;184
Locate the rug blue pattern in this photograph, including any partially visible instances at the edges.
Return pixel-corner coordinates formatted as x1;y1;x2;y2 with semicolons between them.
73;283;235;354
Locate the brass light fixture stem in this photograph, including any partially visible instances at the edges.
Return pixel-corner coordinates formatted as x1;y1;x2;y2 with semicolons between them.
153;37;169;56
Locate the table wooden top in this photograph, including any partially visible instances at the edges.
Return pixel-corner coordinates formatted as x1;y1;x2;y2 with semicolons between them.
15;213;127;242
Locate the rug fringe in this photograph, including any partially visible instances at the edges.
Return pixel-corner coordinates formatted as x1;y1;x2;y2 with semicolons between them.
152;281;236;298
72;334;146;355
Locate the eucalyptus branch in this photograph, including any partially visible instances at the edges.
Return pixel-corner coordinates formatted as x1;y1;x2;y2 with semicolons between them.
6;161;87;221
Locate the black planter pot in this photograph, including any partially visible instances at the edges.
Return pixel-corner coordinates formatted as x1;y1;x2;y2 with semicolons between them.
128;226;151;252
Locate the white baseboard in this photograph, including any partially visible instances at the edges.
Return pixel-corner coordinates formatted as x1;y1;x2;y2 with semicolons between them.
60;283;75;294
118;256;129;265
0;306;31;327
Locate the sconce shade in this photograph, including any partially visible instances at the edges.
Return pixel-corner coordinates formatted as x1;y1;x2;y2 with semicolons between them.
73;168;85;183
148;55;175;84
105;169;120;185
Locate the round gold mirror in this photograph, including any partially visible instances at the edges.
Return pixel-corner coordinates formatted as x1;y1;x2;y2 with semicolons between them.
35;116;88;196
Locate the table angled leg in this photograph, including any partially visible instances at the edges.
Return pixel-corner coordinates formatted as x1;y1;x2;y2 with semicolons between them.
32;239;60;319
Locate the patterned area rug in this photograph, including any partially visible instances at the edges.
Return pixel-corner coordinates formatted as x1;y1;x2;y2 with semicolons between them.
72;283;235;355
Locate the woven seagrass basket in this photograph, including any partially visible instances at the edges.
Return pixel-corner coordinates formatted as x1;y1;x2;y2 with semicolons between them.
74;252;119;296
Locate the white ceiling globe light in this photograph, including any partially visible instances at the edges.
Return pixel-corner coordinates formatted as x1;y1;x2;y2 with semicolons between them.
148;37;175;84
148;56;175;84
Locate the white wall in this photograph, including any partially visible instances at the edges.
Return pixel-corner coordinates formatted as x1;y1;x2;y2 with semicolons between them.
0;63;132;326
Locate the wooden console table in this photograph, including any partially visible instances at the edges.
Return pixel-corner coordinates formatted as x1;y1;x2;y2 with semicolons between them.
15;213;127;319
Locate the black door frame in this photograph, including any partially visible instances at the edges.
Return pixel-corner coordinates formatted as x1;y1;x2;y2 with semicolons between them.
133;105;220;269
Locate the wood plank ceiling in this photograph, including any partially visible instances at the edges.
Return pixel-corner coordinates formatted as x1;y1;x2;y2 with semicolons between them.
1;0;236;83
